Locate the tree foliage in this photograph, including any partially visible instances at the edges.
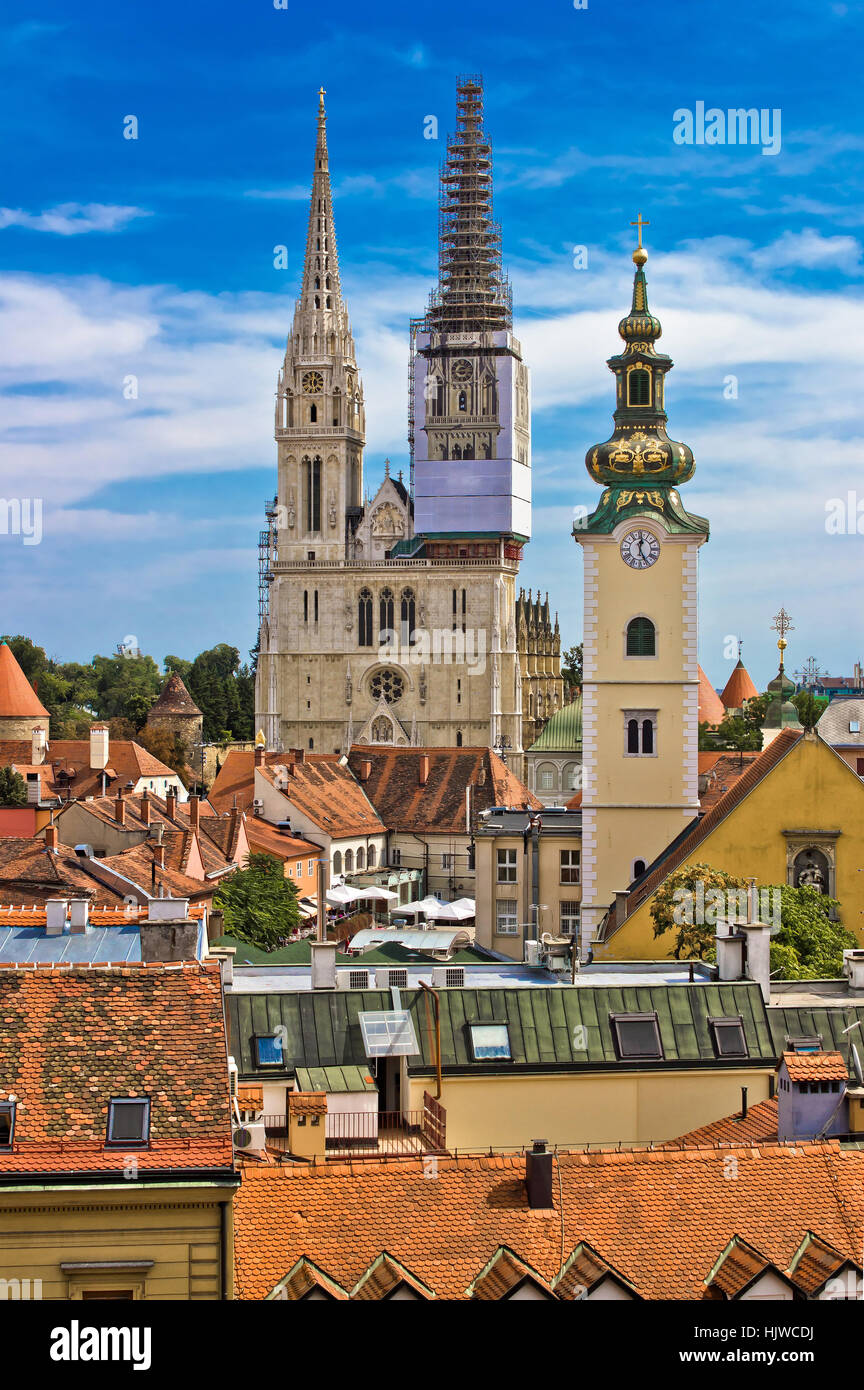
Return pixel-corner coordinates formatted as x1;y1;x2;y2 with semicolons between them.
0;766;27;807
561;643;583;691
214;852;301;950
651;862;749;959
767;884;856;979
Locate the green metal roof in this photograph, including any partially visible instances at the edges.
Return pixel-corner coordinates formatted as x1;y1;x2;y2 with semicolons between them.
528;696;583;752
212;935;494;967
768;1004;864;1065
227;982;775;1079
295;1064;377;1093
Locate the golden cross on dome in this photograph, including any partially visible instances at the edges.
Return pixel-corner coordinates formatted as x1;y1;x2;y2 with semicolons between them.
630;213;650;249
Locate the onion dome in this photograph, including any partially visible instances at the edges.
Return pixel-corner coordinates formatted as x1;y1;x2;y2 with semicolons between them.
577;236;706;539
763;639;803;731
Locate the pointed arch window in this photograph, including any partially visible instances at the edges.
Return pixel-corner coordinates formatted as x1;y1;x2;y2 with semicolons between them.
458;389;467;412
356;847;365;871
628;367;651;407
379;588;394;642
332;850;342;875
367;845;376;869
626;616;656;656
358;588;373;647
400;588;416;646
303;455;321;532
310;404;317;423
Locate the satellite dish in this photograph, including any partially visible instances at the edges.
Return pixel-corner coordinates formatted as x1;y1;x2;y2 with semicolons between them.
851;1043;864;1087
233;1127;252;1149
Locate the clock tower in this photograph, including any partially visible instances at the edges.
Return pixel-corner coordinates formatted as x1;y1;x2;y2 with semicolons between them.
573;229;709;958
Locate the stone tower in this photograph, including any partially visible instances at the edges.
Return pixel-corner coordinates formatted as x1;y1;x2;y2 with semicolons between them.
573;233;709;957
255;80;529;773
146;672;204;750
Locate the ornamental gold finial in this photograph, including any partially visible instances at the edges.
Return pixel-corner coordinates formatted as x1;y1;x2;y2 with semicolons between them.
630;213;649;266
318;86;326;117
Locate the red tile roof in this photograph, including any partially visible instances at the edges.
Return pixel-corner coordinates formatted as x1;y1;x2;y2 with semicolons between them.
0;962;234;1176
662;1097;780;1148
243;819;322;862
346;746;540;833
698;751;760;811
233;1142;864;1300
0;642;49;719
0;738;179;801
247;751;385;838
697;666;726;726
783;1051;849;1083
148;672;202;718
720;659;760;710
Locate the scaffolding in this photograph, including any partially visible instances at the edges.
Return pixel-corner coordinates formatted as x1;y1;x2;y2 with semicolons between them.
258;496;278;631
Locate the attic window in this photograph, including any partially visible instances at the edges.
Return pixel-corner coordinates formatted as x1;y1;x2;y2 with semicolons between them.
850;721;861;733
254;1034;284;1068
107;1097;150;1147
709;1016;748;1059
610;1012;664;1061
469;1023;511;1061
786;1034;823;1053
0;1102;15;1149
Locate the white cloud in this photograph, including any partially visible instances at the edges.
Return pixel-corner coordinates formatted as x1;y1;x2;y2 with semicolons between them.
0;203;151;236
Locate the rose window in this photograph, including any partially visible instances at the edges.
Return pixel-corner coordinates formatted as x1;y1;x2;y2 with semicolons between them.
370;669;404;704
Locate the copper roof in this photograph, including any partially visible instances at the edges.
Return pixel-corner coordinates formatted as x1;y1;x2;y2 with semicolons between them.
0;642;49;719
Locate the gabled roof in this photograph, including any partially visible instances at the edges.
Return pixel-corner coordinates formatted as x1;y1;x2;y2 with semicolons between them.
720;659;759;710
816;696;864;748
787;1231;861;1296
258;754;385;838
266;1257;348;1301
244;819;322;861
663;1097;780;1148
697;751;760;811
0;962;234;1177
769;1004;864;1069
350;1252;435;1301
0;642;49;719
468;1245;554;1300
697;666;725;726
233;1143;864;1300
148;672;202;718
346;745;539;832
0;738;180;801
706;1235;795;1300
553;1241;641;1300
782;1050;848;1083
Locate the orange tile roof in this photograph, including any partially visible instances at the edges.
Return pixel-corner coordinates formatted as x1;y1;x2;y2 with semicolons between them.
697;666;726;726
604;729;802;939
0;961;234;1176
788;1231;857;1296
244;819;322;862
663;1097;780;1148
565;789;582;810
287;1091;327;1117
720;659;760;710
0;903;204;927
0;738;179;801
706;1236;785;1299
346;746;540;833
0;642;49;719
783;1051;849;1083
698;752;760;811
209;750;260;815
233;1142;864;1300
256;753;385;838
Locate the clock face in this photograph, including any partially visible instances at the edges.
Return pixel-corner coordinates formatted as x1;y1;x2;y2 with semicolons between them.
452;358;473;382
302;370;324;394
620;529;660;569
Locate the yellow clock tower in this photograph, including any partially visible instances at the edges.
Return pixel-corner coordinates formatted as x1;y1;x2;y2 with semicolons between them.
574;226;709;957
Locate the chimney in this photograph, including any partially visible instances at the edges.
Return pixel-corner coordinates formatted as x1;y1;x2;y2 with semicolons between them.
45;899;67;935
141;898;197;962
89;725;109;771
114;796;126;827
148;897;189;921
44;822;58;851
294;748;305;765
358;759;372;783
254;745;266;768
714;920;745;983
310;940;337;990
166;787;177;819
209;944;236;986
228;805;239;845
418;754;430;787
740;919;772;1004
153;844;165;870
31;727;47;765
843;950;864;995
26;773;40;805
68;899;89;934
525;1139;554;1210
140;795;151;827
188;794;200;834
614;889;630;924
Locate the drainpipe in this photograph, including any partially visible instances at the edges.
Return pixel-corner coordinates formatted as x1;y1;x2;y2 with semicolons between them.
219;1198;231;1301
530;815;541;950
418;981;442;1099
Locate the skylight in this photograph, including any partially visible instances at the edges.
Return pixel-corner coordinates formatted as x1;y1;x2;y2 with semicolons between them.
610;1012;664;1061
709;1016;748;1059
107;1097;150;1147
358;1010;419;1058
469;1023;511;1061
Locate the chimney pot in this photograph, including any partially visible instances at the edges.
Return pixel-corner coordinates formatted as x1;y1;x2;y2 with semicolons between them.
525;1140;554;1209
89;725;109;771
419;753;430;786
45;899;67;935
141;798;151;826
166;787;178;818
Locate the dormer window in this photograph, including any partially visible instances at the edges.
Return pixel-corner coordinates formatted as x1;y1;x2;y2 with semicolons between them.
254;1034;284;1068
627;367;651;406
709;1016;748;1059
107;1097;150;1147
0;1102;15;1149
610;1012;663;1060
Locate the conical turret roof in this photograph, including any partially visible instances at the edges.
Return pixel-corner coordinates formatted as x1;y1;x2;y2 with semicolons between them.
720;659;759;710
0;641;49;718
697;667;725;726
149;672;202;718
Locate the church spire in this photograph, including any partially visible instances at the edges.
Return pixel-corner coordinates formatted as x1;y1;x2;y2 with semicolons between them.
298;87;344;316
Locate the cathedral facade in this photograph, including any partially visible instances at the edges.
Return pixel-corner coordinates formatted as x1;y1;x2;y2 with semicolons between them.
255;79;560;776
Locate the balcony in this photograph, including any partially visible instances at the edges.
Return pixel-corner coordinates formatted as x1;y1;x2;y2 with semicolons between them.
262;1094;446;1161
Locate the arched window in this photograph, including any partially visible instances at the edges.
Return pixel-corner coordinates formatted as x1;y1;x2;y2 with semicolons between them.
628;367;651;406
303;455;321;531
633;859;646;879
452;443;462;460
627;719;640;754
358;588;373;646
641;719;654;754
332;850;342;875
539;766;556;791
456;731;463;747
379;588;394;639
310;403;317;423
344;849;354;873
458;390;467;412
314;276;320;289
626;616;656;656
356;847;365;870
462;440;474;460
400;588;416;645
367;845;376;868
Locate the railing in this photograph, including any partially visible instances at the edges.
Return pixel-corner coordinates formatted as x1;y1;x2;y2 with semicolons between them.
261;1104;447;1159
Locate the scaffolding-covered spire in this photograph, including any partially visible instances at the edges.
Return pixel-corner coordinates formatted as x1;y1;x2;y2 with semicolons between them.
423;74;512;333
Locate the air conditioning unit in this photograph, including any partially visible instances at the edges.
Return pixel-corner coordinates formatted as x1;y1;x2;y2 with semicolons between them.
228;1055;239;1100
339;969;370;990
524;940;541;968
432;966;465;989
251;799;265;816
376;968;408;989
232;1121;267;1153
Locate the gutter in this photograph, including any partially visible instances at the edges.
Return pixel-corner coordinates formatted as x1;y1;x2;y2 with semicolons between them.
0;1169;240;1190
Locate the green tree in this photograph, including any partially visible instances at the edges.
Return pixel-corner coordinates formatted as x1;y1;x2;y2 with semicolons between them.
123;690;154;732
651;862;748;959
164;654;193;683
90;653;162;721
561;643;583;691
0;766;27;807
137;725;190;786
768;884;855;979
214;852;300;950
791;691;828;730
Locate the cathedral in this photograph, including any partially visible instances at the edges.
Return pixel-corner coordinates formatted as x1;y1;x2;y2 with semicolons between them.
254;79;562;777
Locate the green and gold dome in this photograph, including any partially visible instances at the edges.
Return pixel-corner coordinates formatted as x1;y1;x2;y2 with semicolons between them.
577;234;707;538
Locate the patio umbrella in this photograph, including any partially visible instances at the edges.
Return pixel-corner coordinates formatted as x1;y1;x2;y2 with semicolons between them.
353;885;399;902
423;900;475;922
325;885;366;905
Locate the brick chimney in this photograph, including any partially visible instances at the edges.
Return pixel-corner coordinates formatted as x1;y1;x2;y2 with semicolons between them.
114;795;126;827
44;822;58;851
294;748;305;765
419;753;430;787
166;787;177;820
153;843;165;870
525;1139;554;1210
188;794;200;834
358;759;372;783
140;795;151;827
228;805;239;847
31;727;47;765
254;745;266;768
89;725;109;771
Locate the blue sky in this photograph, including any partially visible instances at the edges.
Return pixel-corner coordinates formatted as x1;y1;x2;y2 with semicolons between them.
0;0;862;690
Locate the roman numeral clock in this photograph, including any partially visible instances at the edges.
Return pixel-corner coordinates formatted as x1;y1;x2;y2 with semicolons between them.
571;225;710;958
